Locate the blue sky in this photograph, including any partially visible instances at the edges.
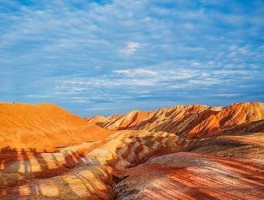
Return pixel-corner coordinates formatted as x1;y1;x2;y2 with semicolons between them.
0;0;264;116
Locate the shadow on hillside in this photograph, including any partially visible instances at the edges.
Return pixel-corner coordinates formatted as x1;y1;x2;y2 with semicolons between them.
0;133;179;199
0;146;108;199
106;133;179;171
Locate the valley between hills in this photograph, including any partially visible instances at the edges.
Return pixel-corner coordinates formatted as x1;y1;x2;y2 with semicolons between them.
0;102;264;199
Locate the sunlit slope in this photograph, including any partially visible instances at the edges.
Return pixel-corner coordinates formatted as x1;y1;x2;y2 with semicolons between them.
0;103;112;150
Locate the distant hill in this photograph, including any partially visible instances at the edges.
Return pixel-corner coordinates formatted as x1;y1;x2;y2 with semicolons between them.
88;102;264;138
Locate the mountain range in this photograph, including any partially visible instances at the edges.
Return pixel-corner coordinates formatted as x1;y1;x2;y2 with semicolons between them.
0;102;263;199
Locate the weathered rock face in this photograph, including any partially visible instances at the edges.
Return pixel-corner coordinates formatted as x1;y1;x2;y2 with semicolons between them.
1;102;264;199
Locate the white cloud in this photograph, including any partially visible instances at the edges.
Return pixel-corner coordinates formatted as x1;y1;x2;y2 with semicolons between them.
119;42;141;56
114;68;157;77
214;93;241;97
114;68;198;80
54;67;254;97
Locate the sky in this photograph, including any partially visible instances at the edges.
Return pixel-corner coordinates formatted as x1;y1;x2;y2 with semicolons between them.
0;0;264;117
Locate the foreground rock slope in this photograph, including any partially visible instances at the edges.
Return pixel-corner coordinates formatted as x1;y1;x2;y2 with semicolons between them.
0;102;264;199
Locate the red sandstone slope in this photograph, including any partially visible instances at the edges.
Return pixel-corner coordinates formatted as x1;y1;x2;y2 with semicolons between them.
0;103;112;151
89;102;264;138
